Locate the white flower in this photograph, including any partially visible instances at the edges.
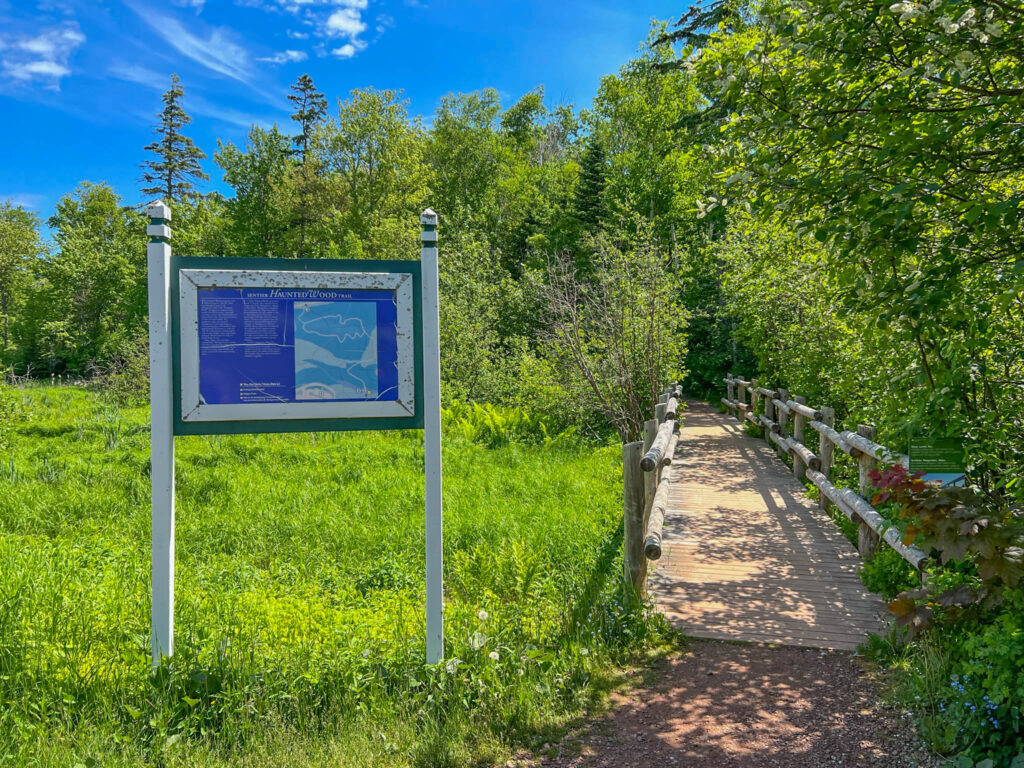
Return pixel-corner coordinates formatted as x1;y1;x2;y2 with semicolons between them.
936;16;959;33
580;648;589;656
477;609;488;622
470;631;487;650
958;8;976;25
488;651;499;661
361;648;371;658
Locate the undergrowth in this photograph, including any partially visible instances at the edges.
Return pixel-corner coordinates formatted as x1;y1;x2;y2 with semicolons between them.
0;387;668;767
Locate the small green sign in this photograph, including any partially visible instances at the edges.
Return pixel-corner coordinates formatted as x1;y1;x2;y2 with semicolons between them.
909;437;964;474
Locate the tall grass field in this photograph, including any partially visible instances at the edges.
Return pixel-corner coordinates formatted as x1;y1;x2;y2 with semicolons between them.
0;386;664;767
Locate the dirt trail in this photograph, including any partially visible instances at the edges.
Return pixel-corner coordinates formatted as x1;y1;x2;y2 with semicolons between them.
532;640;936;768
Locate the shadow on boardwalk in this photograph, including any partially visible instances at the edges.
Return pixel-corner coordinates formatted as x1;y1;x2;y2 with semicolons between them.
649;401;888;650
538;640;934;768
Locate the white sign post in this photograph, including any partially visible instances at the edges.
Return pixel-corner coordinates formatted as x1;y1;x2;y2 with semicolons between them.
144;201;444;668
146;201;176;663
420;209;444;664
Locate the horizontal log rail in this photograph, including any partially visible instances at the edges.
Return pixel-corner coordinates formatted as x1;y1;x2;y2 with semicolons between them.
722;374;927;572
623;383;685;595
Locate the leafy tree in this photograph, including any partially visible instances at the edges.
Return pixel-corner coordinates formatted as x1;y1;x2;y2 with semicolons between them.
17;183;145;371
216;126;293;257
0;203;41;356
686;0;1024;495
140;74;208;202
317;89;426;260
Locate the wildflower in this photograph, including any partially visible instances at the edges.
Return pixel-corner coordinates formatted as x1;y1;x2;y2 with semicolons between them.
489;651;499;662
580;648;589;656
477;609;488;622
445;657;462;674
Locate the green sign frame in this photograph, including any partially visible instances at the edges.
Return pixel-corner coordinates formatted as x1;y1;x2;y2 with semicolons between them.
170;255;424;436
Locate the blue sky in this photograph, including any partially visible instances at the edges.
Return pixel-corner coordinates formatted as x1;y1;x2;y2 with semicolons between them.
0;0;683;219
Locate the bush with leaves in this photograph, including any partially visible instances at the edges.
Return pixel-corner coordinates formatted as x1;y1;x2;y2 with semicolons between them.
871;464;1024;633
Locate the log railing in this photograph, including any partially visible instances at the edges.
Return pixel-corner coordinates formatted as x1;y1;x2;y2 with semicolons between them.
722;374;928;570
623;383;683;596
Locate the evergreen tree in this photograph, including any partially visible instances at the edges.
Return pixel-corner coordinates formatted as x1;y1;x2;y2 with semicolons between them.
140;74;208;202
573;137;607;228
287;74;328;256
287;74;328;164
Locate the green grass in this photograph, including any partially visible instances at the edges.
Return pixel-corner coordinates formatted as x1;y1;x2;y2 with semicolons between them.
0;387;665;767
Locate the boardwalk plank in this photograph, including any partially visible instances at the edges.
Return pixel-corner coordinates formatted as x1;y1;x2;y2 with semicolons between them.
648;401;890;651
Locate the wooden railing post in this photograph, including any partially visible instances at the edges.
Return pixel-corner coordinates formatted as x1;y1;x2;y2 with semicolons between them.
737;379;747;411
750;378;760;418
622;441;646;597
857;424;881;558
726;375;735;404
819;406;835;513
776;388;790;459
792;395;808;481
764;389;775;447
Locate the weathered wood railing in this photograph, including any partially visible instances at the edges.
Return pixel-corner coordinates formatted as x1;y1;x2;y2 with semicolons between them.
623;384;683;595
722;374;928;571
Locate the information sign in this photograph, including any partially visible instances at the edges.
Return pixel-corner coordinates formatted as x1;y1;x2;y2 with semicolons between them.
909;437;964;486
146;203;443;669
173;262;421;434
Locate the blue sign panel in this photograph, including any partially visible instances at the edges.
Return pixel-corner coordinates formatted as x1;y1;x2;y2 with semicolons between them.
197;287;399;406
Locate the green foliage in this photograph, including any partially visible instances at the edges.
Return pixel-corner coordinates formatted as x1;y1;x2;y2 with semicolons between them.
0;383;17;450
0;202;40;359
13;183;146;374
687;0;1024;496
860;546;920;601
441;401;577;449
215;126;294;258
872;465;1023;634
0;387;667;766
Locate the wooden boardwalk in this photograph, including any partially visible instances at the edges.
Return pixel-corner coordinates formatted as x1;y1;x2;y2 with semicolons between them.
648;401;889;650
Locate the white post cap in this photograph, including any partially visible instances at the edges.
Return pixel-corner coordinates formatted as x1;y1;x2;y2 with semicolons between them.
147;200;171;221
420;208;437;226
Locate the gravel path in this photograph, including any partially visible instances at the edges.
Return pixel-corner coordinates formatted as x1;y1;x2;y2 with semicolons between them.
525;641;937;768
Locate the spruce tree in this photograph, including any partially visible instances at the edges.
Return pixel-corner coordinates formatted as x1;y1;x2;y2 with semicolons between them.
287;74;328;255
287;74;328;164
140;74;208;202
574;138;607;228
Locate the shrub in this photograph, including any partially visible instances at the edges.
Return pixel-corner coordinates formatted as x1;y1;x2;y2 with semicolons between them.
947;589;1024;763
860;546;920;601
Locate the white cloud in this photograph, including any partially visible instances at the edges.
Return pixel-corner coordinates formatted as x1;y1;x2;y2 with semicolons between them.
325;8;366;37
257;49;308;64
133;8;251;84
331;43;356;58
108;62;168;88
375;13;394;34
287;29;311;39
171;0;206;10
0;24;84;89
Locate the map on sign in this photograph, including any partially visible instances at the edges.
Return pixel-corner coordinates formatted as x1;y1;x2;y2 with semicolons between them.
294;301;379;400
196;287;399;407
